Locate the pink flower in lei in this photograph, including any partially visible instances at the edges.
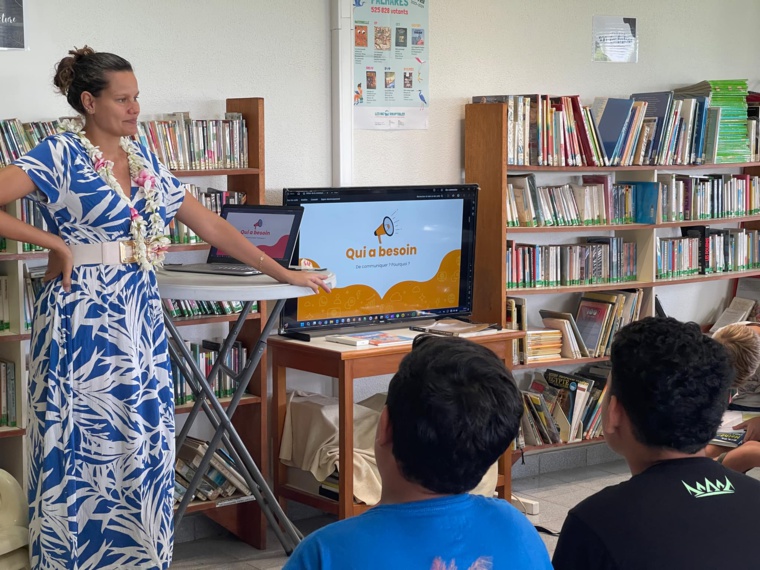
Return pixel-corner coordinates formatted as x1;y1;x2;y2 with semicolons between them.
62;120;171;270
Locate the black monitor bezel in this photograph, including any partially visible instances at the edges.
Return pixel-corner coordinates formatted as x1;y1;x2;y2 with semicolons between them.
279;184;479;334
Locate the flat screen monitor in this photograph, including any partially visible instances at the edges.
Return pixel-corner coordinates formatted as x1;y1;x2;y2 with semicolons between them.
280;184;478;334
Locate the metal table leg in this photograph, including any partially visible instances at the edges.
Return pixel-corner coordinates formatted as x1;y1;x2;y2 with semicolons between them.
167;299;302;554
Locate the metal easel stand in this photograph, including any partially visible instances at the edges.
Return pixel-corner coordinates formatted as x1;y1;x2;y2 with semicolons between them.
166;299;303;554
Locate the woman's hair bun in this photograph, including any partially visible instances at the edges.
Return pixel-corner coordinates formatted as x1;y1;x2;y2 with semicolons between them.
53;45;96;96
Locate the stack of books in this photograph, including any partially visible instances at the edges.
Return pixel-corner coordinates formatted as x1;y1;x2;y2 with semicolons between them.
673;80;750;164
174;436;252;504
523;329;563;364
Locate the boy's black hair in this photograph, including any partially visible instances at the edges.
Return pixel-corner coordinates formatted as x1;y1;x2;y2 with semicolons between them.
386;334;523;494
610;317;734;453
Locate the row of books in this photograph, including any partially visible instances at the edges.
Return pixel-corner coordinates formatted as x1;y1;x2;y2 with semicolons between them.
1;113;250;173
135;113;249;171
174;436;251;504
505;172;760;229
166;185;246;245
20;199;46;252
659;172;760;222
507;174;659;227
519;362;610;446
506;237;637;289
472;80;751;167
0;118;59;167
0;359;17;428
171;338;248;406
656;227;760;279
162;297;249;319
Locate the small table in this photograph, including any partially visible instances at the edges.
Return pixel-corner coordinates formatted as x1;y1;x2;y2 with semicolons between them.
156;269;336;554
270;329;522;519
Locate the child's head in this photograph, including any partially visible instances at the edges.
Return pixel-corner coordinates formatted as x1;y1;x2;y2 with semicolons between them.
713;322;760;387
382;335;522;494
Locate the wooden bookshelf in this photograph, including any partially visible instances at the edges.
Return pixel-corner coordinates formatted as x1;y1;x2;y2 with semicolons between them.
0;97;271;550
465;101;760;457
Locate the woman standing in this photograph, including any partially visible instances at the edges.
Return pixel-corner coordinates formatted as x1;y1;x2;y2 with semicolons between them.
0;46;329;569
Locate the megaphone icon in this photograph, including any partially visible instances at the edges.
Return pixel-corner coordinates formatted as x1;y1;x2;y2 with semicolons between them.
374;216;395;244
254;219;263;228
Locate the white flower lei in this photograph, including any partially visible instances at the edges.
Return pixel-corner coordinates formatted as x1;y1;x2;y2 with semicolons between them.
61;119;171;270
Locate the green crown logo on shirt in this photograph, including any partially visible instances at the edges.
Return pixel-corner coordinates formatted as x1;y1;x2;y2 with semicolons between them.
682;476;735;498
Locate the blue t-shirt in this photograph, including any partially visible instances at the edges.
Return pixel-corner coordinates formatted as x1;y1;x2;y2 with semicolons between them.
284;494;552;569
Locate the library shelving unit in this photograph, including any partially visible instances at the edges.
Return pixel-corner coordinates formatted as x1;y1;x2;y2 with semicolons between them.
464;101;760;459
0;97;270;549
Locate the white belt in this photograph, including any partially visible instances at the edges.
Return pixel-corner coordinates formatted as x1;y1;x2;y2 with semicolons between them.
69;241;138;266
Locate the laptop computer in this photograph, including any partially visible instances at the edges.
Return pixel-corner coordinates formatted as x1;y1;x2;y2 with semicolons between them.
163;204;304;276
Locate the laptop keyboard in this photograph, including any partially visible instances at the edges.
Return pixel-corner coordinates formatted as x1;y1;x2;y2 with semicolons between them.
213;264;261;274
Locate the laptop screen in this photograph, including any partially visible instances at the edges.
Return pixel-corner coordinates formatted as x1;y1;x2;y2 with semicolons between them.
209;204;304;265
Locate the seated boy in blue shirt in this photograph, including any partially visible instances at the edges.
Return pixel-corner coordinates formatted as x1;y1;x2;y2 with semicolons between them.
284;334;552;570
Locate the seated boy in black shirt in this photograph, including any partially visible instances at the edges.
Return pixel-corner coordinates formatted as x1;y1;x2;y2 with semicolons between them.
552;317;760;570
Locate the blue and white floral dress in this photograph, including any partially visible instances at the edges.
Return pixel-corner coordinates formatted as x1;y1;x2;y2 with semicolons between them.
14;132;185;569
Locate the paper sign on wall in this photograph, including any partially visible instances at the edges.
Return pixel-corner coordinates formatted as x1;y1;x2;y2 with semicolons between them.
0;0;26;51
592;16;637;63
353;0;429;130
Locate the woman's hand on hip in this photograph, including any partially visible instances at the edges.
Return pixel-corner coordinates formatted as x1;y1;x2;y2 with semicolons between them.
44;239;73;292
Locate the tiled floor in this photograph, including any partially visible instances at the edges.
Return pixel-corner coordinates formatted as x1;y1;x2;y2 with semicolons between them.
172;461;760;569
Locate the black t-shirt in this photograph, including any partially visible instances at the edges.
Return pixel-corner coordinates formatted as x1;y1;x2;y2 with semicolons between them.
552;457;760;570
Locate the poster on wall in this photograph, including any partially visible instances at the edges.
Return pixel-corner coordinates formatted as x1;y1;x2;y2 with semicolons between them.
0;0;25;50
592;16;637;63
353;0;429;130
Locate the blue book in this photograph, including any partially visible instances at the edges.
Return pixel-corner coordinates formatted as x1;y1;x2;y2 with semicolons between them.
590;97;635;166
631;91;674;163
620;181;660;224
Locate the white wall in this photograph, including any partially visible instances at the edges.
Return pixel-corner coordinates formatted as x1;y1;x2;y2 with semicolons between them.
2;0;759;390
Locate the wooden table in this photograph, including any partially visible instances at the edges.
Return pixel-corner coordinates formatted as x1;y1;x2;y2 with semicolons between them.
270;329;523;519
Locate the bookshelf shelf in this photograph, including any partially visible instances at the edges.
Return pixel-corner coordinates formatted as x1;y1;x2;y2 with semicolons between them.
0;332;31;343
508;215;760;233
171;167;261;177
509;281;650;296
655;268;760;286
513;356;609;371
508;161;760;173
512;437;606;464
0;427;24;439
172;312;261;327
174;393;261;415
179;493;257;515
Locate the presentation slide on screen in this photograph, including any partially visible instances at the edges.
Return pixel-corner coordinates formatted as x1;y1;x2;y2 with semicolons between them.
296;199;464;321
218;211;295;259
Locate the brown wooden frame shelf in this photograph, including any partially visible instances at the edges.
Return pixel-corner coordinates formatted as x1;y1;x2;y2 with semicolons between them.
0;332;31;343
172;312;261;327
512;437;606;465
0;427;25;439
172;168;261;177
513;356;609;370
174;393;261;415
508;161;760;173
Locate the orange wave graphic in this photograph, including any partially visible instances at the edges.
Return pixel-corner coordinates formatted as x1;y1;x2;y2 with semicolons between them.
297;250;461;321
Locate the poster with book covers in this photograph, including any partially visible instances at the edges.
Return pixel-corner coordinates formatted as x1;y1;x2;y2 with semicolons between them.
353;0;429;130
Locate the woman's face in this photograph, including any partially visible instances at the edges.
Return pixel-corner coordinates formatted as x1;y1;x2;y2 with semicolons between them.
84;71;140;138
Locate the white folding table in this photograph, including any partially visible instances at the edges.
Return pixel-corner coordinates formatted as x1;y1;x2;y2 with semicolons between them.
156;269;336;554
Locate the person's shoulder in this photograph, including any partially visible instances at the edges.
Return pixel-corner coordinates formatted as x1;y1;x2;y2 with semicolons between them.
566;479;629;521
